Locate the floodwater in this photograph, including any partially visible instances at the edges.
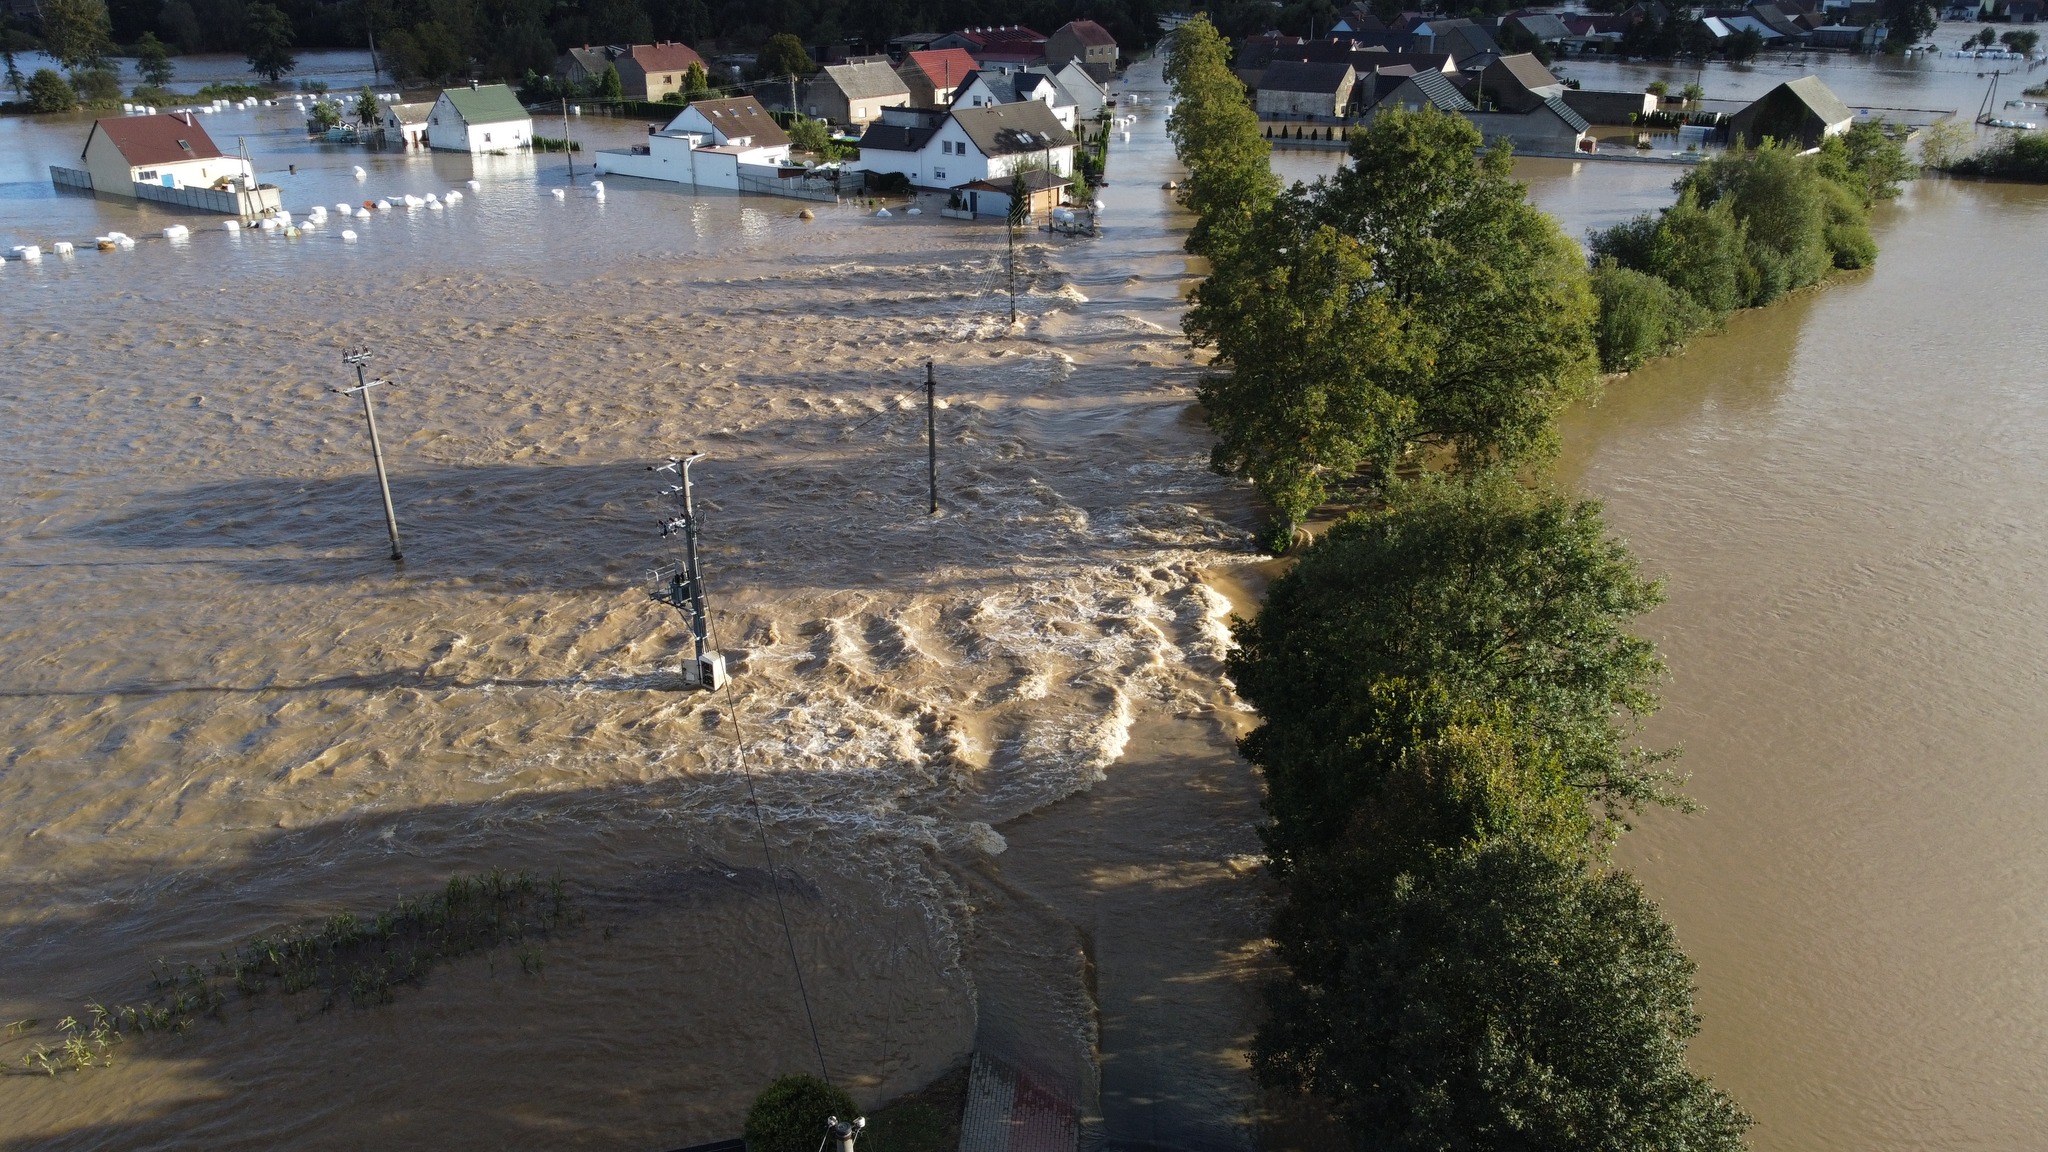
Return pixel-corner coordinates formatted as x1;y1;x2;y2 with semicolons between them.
0;57;1266;1150
2;47;2045;1152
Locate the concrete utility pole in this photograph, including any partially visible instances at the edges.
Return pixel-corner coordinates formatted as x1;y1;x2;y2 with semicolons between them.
825;1116;866;1152
334;346;403;561
651;453;728;690
925;359;939;514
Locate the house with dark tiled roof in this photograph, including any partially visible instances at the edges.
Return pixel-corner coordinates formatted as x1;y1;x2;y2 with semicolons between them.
1729;75;1853;150
1256;61;1358;118
850;100;1075;195
930;25;1048;67
1470;95;1592;154
1370;70;1476;116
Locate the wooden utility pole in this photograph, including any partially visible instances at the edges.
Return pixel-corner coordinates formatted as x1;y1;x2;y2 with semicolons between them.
334;347;403;561
925;360;938;514
562;98;575;181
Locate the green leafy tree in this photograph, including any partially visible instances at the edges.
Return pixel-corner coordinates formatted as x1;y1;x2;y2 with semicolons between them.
135;30;172;87
1319;107;1599;472
1882;0;1937;49
1591;260;1710;372
1186;188;1422;537
1648;189;1749;314
1949;130;2048;180
242;1;296;85
1165;15;1278;258
756;32;815;80
39;0;112;69
308;99;340;130
70;63;118;102
354;84;378;125
1256;835;1752;1152
681;60;711;101
1229;475;1679;869
27;67;76;110
1684;141;1833;304
744;1075;857;1152
596;61;623;100
2002;30;2040;54
1814;119;1917;206
4;51;22;100
1681;81;1705;109
1725;27;1764;61
1917;118;1972;169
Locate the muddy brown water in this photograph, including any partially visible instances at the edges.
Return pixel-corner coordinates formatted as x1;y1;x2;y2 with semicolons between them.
4;53;2045;1152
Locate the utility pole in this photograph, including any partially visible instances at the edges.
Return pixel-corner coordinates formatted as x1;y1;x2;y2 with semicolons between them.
651;453;728;690
925;360;938;515
334;347;403;561
789;72;799;119
562;98;575;181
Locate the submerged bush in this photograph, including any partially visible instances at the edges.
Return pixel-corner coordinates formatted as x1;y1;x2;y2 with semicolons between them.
1592;261;1710;372
1951;132;2048;182
746;1075;859;1152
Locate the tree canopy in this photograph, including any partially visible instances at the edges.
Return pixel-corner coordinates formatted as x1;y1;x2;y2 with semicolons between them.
1165;14;1277;259
243;1;296;84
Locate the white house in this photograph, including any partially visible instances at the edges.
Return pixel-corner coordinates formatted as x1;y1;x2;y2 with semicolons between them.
950;68;1078;129
851;100;1075;190
427;83;532;153
1025;60;1110;120
380;101;432;148
79;112;252;193
593;95;792;189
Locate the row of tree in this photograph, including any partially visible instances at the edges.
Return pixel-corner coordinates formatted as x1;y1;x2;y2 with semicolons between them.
1166;18;1751;1148
3;0;1166;88
1588;127;1912;370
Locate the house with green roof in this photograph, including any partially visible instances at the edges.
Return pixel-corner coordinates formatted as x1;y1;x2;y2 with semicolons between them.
428;83;534;153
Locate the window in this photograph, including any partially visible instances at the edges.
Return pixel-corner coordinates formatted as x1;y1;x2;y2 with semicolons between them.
934;166;946;179
484;132;492;143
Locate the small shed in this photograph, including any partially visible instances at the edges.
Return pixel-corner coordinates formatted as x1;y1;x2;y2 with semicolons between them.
1729;75;1853;151
959;168;1071;219
428;84;532;152
618;42;706;102
380;101;432;147
1255;61;1357;119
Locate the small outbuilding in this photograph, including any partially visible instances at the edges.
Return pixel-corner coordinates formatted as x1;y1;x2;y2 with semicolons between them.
617;42;706;102
428;83;532;152
380;101;432;147
958;168;1072;219
1044;19;1119;81
1729;75;1853;151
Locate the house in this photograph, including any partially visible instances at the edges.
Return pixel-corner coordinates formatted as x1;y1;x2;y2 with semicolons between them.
850;100;1076;192
1561;87;1659;124
1476;53;1565;112
1729;75;1853;149
957;169;1071;219
1506;13;1573;46
1026;60;1112;119
804;60;911;127
888;31;945;54
952;68;1078;129
79;111;252;193
1044;19;1119;81
1807;22;1884;48
1469;96;1592;153
379;101;433;147
899;48;980;107
428;83;532;152
616;42;707;102
930;25;1048;68
1255;60;1357;119
1370;69;1476;116
592;95;791;189
558;45;617;87
1410;17;1503;66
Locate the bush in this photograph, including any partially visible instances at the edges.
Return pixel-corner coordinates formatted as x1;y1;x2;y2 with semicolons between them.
744;1075;858;1152
1591;261;1710;372
196;82;271;99
27;68;75;112
71;66;121;105
1951;131;2048;182
865;170;910;195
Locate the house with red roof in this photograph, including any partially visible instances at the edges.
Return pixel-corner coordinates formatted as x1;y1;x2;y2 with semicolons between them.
617;42;707;102
930;25;1049;68
80;112;251;195
898;48;980;108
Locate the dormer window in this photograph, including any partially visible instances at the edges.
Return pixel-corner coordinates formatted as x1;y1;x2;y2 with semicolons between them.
176;139;190;150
